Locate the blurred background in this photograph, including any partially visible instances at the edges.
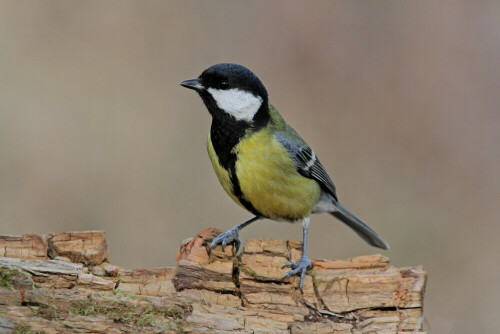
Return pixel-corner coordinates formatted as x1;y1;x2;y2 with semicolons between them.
0;1;498;332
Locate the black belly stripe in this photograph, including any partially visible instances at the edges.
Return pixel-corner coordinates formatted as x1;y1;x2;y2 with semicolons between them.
202;91;271;218
227;165;263;217
210;118;264;216
212;131;301;221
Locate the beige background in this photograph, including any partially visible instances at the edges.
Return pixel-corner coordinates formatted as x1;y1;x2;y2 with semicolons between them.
1;1;499;333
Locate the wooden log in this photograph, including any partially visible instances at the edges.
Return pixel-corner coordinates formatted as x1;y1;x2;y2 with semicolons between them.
0;231;109;265
0;228;427;333
0;234;48;260
46;231;109;266
117;267;176;296
173;227;238;293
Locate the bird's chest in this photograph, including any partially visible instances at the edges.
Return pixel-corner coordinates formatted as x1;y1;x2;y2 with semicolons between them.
207;129;320;220
234;131;321;220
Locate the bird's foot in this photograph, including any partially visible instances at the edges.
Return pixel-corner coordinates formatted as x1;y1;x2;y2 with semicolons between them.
208;226;242;256
281;256;313;293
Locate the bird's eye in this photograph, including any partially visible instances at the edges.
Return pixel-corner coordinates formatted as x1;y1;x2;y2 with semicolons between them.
219;80;230;90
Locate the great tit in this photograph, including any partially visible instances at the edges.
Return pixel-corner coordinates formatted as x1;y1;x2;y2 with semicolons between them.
180;63;389;292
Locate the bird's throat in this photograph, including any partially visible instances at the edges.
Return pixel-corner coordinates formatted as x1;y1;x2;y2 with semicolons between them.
209;117;246;171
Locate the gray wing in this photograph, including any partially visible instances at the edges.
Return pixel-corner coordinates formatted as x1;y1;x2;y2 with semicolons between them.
274;132;338;200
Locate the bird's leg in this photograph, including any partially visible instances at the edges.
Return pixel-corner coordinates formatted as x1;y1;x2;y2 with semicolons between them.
208;216;261;255
281;217;313;293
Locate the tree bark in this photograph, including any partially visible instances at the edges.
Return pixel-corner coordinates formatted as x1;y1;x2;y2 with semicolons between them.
0;228;426;333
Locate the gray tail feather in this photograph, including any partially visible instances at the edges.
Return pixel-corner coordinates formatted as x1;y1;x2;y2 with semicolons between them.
330;201;390;250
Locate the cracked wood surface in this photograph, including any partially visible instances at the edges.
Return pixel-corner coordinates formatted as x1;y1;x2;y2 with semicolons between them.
0;228;426;333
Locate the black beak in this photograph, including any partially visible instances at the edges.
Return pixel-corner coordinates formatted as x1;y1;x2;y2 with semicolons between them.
179;78;203;91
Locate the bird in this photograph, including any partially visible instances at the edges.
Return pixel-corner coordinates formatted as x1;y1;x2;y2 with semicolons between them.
179;63;389;292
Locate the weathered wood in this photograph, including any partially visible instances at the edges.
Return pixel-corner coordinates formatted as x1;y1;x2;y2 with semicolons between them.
46;231;109;266
173;227;237;293
0;234;48;260
0;228;427;333
117;267;176;296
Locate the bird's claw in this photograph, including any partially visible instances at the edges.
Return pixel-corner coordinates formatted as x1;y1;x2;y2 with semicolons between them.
280;257;313;293
208;227;242;256
282;262;298;269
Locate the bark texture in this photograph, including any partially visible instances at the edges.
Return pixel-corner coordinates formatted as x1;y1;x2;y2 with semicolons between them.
0;228;426;333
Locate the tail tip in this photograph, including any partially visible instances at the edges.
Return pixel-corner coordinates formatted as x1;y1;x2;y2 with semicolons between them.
377;240;390;250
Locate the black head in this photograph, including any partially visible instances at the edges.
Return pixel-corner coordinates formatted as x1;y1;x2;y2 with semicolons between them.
180;63;269;124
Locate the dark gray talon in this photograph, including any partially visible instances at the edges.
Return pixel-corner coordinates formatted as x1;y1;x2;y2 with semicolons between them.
208;226;242;256
299;267;307;292
281;262;298;269
280;270;294;282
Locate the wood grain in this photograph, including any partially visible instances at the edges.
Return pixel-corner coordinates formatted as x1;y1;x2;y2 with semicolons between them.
0;228;426;333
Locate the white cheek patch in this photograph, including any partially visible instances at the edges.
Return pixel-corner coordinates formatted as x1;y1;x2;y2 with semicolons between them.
207;88;263;122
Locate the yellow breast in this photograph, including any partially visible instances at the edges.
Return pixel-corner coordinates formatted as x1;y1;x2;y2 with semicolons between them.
207;129;321;221
236;129;320;220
